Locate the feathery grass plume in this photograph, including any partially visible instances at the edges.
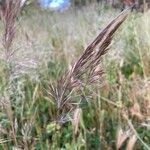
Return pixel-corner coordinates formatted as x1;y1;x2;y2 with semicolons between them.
48;9;130;123
0;0;21;63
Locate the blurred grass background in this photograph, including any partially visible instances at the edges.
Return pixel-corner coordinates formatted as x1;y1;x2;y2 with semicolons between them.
0;1;150;149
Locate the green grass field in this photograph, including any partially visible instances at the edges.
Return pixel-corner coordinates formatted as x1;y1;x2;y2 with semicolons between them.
0;4;150;149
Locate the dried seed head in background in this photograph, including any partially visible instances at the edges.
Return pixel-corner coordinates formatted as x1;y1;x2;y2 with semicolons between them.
0;0;21;62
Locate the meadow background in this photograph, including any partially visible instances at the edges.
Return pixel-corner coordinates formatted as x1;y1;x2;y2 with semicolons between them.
0;0;150;149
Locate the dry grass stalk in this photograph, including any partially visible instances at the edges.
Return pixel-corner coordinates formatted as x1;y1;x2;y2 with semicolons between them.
72;108;82;134
130;102;144;120
116;127;130;150
48;9;130;122
0;0;21;62
1;95;18;146
116;129;137;150
0;0;22;146
122;111;150;150
126;135;137;150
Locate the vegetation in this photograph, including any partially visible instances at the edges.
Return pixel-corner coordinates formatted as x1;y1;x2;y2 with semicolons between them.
0;1;150;149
